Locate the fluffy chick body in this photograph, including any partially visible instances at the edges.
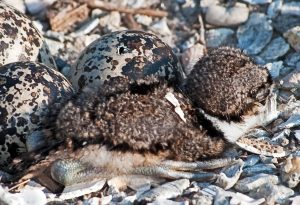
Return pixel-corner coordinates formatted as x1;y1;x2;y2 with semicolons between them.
56;83;227;162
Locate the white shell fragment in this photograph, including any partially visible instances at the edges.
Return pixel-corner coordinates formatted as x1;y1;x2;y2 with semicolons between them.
165;92;186;123
137;179;190;203
235;173;279;193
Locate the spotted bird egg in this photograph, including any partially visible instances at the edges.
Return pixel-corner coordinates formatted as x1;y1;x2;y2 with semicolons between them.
0;62;74;165
0;2;56;69
69;30;184;92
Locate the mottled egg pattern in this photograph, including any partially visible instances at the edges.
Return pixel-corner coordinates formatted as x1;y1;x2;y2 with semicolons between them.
0;62;74;165
0;2;56;69
70;30;184;91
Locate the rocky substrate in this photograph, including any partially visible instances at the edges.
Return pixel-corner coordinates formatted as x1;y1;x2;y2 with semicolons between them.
1;0;300;204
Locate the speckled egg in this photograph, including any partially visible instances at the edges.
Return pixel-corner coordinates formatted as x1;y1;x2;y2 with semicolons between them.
0;2;56;69
70;30;184;92
0;62;74;165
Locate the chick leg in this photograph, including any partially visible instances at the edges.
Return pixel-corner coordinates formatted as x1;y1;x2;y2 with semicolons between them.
50;157;236;186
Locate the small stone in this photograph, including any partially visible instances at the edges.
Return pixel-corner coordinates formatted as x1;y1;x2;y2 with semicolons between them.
72;18;100;37
279;114;300;129
205;3;249;26
285;52;300;67
45;38;64;56
150;18;172;36
280;156;300;188
267;0;283;19
135;14;153;26
242;163;277;177
259;37;290;61
199;0;219;13
91;9;107;18
273;15;300;34
235;174;279;193
206;28;236;48
148;199;188;205
291;196;300;205
244;155;260;168
180;43;205;75
180;32;200;51
284;26;300;52
265;61;284;79
237;12;273;55
25;0;55;15
249;183;294;204
216;159;244;190
281;2;300;16
99;12;122;32
137;179;190;203
281;67;300;89
241;0;271;4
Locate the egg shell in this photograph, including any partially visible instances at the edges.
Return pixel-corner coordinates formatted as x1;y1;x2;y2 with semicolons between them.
0;62;74;165
0;2;56;69
70;30;184;92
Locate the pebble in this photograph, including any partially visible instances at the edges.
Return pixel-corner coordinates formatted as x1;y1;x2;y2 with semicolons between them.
259;37;290;61
265;61;284;79
205;3;249;26
99;12;122;32
235;174;279;193
273;15;300;34
244;155;260;168
267;0;283;19
237;13;273;55
280;156;300;188
150;18;172;36
0;185;47;205
281;2;300;17
72;18;100;37
216;159;244;190
148;199;188;205
137;179;190;203
242;163;277;177
284;26;300;52
199;0;219;13
249;183;294;204
205;28;236;48
180;32;200;51
24;0;55;15
281;67;300;89
285;52;300;68
278;114;300;129
241;0;271;4
135;14;153;26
